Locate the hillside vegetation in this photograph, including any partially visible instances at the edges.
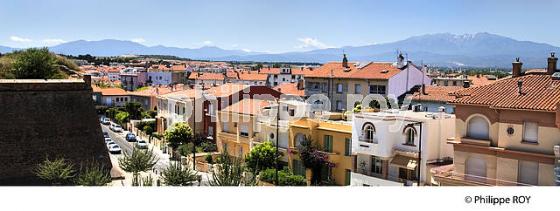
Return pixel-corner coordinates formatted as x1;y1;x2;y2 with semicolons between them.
0;48;79;79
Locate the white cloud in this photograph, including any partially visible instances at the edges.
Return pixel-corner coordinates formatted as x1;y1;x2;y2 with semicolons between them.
42;38;66;45
131;38;146;43
10;36;32;43
202;40;214;46
241;49;252;52
296;37;333;49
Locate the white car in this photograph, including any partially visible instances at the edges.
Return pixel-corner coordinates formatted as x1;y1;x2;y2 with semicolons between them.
106;141;117;147
108;144;121;154
112;125;123;132
104;137;112;143
135;139;148;149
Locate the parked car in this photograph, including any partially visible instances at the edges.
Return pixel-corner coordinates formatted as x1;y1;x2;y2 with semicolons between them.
104;137;112;143
101;118;110;125
111;124;123;132
103;132;109;138
135;139;148;149
108;144;121;154
125;132;136;142
106;141;117;147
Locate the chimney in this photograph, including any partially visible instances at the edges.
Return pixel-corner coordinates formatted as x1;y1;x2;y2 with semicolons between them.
547;52;557;75
421;84;427;95
342;54;349;68
512;57;523;78
83;75;92;87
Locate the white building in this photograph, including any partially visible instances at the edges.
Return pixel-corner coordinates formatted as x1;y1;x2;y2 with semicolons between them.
350;108;455;186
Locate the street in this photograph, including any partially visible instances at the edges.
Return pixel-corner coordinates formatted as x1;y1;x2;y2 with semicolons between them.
101;123;212;186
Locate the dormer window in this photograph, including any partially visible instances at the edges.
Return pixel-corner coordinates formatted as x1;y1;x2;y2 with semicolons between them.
403;127;416;146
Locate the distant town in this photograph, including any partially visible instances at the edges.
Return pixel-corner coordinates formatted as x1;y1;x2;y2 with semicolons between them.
1;46;559;187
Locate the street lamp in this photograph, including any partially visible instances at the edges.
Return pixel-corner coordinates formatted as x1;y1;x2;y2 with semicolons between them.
275;98;281;186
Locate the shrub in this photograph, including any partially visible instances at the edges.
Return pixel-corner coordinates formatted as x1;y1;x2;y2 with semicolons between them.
259;168;306;186
200;141;217;152
245;141;278;173
34;157;76;185
75;161;112;186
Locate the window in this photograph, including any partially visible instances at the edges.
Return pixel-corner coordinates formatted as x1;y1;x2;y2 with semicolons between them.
372;157;383;175
322;83;328;92
404;128;416;145
222;122;229;132
398;168;417;181
239;124;249;137
345;169;351;186
323;135;333;152
208;126;214;136
361;123;376;143
518;160;538;185
467;116;489;140
321;166;332;181
295;133;305;148
336;100;343;111
523;122;538;143
337;83;343;93
465;157;486;183
369;85;386;94
354;84;362;94
344;138;351;156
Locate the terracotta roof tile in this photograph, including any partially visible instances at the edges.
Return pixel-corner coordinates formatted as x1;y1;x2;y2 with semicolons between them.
98;87;127;96
273;83;305;97
304;62;401;80
206;83;249;97
450;75;560;112
411;86;463;102
222;98;271;115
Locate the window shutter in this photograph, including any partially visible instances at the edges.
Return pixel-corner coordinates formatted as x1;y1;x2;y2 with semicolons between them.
344;138;351;156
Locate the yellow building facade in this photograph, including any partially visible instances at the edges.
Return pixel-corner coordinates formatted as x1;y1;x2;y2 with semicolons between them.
288;118;354;186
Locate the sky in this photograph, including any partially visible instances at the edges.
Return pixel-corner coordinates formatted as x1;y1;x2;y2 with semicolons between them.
1;0;559;53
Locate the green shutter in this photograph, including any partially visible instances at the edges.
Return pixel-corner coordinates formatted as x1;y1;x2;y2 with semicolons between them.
345;169;351;186
323;135;333;152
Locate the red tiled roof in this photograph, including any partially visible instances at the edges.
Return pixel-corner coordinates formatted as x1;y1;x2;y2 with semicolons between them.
411;86;463;102
273;83;305;97
258;67;281;74
189;72;225;80
206;83;249;97
238;71;268;81
304;62;401;80
222;98;271;115
450;74;560;112
98;87;127;96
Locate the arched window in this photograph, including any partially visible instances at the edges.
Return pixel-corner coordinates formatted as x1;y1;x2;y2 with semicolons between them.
467;116;489;140
361;123;376;143
403;127;416;145
294;133;305;147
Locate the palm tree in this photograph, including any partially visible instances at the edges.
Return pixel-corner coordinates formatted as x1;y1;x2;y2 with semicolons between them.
209;151;255;186
161;162;198;186
118;148;159;186
75;161;112;186
34;157;76;186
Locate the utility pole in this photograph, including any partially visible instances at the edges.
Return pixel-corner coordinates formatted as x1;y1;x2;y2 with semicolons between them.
275;98;280;186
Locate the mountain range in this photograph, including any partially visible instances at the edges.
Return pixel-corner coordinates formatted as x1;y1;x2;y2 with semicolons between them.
1;32;558;68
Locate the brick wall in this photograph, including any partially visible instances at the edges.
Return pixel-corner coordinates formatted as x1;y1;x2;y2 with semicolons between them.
0;79;112;185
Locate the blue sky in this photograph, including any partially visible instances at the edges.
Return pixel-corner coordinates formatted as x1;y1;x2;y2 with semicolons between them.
1;0;558;53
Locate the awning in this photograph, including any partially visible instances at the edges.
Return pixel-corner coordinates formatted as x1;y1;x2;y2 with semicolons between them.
390;155;418;170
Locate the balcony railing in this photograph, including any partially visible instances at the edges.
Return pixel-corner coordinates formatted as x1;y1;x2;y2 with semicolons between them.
359;137;378;144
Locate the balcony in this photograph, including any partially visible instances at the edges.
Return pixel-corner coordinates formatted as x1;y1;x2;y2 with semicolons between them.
359;137;378;144
350;172;406;186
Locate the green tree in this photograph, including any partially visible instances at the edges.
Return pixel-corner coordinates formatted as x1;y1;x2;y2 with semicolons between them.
297;136;334;185
115;111;130;125
34;157;76;185
75;161;112;186
245;141;279;173
118;148;159;186
11;48;65;79
164;122;193;150
161;162;198;186
125;102;143;120
209;151;254;186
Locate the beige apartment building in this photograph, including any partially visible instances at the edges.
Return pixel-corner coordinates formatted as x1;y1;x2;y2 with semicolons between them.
304;54;431;111
434;54;560;186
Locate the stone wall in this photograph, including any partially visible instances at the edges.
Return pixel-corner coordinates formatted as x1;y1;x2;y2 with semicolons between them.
0;79;112;185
